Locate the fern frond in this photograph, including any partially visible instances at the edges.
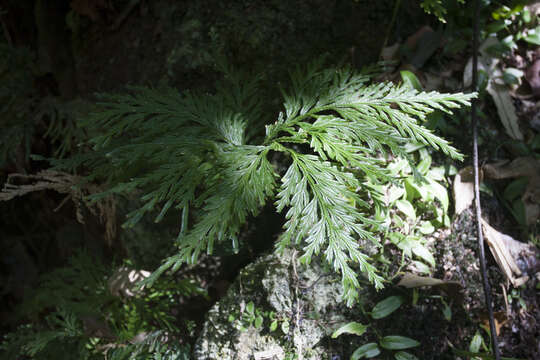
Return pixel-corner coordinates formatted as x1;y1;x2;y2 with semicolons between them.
48;77;278;285
105;330;190;360
174;145;276;262
267;61;475;304
20;310;88;358
47;60;475;305
275;151;383;305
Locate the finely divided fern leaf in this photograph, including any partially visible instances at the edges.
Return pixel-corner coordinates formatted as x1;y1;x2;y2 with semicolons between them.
266;65;473;304
176;145;276;262
275;151;383;304
50;61;475;305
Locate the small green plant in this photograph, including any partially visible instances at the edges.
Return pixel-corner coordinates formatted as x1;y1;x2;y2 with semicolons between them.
269;311;290;334
228;301;292;335
484;2;540;53
365;145;453;274
463;1;538;142
228;301;265;331
352;71;461;278
332;295;421;359
507;287;527;310
452;329;525;360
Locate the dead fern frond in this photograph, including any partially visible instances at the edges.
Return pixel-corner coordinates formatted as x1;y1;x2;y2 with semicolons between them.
1;170;116;245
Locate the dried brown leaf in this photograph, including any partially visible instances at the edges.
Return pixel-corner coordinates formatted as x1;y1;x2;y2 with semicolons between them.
453;166;480;215
479;311;508;336
397;273;462;302
1;170;117;244
481;219;539;286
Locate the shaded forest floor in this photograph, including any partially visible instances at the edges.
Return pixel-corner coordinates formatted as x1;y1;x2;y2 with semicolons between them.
1;0;539;359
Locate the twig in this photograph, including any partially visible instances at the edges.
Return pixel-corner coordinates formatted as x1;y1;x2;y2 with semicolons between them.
0;7;13;47
471;0;501;358
379;0;401;59
110;0;140;31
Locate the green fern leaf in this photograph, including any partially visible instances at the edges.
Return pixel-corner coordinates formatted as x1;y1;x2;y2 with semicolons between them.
47;60;475;305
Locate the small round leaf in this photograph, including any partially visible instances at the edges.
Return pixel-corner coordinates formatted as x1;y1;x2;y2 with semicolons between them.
246;301;254;314
418;221;435;235
254;315;263;328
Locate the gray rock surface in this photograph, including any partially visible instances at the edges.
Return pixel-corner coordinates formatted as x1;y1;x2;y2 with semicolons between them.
194;248;346;359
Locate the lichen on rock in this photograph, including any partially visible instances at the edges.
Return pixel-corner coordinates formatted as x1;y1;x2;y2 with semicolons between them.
194;248;346;359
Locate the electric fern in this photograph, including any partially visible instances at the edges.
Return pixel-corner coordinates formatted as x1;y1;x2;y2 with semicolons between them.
53;60;475;305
